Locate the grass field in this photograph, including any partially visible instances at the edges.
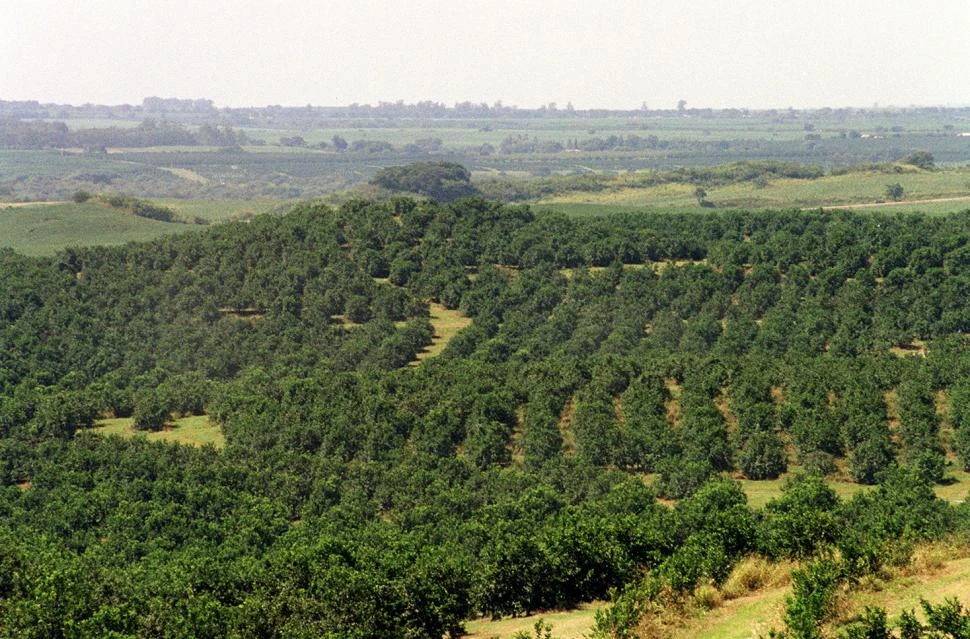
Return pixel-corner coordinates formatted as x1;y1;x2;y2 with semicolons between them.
639;468;969;510
540;167;970;215
91;414;225;448
463;603;603;639
738;468;968;509
677;545;970;639
156;198;285;222
0;199;284;256
0;201;207;255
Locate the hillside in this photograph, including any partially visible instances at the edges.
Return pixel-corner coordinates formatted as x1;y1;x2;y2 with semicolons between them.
2;198;970;637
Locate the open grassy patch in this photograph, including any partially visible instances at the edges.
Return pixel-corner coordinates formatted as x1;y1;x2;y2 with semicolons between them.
462;603;603;639
738;468;968;509
409;302;472;365
0;201;207;255
830;547;970;634
157;198;286;223
666;584;790;639
738;473;872;509
92;414;225;448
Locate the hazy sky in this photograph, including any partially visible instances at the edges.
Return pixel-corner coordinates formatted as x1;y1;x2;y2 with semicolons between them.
2;0;969;110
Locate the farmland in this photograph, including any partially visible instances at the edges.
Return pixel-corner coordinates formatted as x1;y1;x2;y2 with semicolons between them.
4;99;970;639
4;101;970;205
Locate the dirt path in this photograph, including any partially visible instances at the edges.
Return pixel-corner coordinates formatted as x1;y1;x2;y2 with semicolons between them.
1;201;67;208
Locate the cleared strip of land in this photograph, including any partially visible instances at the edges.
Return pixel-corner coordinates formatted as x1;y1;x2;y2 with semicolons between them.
409;302;472;365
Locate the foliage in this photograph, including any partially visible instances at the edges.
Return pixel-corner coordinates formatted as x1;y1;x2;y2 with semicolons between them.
2;198;970;635
885;183;905;201
370;162;479;202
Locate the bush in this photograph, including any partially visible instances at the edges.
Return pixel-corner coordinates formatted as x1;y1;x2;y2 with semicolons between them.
759;475;840;559
656;458;714;499
71;190;92;203
848;436;895;485
132;391;170;431
906;447;947;485
885;183;904;201
739;431;788;479
783;558;842;639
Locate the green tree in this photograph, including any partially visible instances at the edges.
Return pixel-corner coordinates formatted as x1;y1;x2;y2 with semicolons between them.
132;391;170;431
885;183;904;201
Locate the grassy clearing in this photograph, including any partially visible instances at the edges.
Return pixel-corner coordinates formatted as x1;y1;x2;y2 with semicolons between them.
157;198;285;223
0;199;286;256
0;201;206;255
462;603;603;639
834;551;970;633
92;415;224;448
159;166;210;184
667;585;790;639
651;544;970;639
738;467;968;509
738;473;872;509
409;302;472;365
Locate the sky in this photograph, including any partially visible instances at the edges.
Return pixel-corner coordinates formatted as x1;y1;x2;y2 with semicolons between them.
2;0;969;110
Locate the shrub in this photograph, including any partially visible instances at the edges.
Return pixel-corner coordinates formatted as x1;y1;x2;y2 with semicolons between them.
783;558;842;639
739;431;788;479
132;391;170;431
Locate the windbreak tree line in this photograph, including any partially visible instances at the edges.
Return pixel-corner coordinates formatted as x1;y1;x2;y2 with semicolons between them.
3;198;970;636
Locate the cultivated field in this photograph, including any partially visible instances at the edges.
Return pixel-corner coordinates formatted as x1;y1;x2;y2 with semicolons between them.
541;167;970;214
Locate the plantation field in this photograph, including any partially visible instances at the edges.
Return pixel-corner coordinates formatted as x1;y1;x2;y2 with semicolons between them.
541;167;970;214
91;415;225;448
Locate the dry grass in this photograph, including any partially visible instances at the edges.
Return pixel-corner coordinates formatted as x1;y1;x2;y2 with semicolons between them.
884;389;901;436
559;396;578;454
664;377;683;428
694;583;724;611
462;603;603;639
721;556;792;600
888;340;928;358
714;389;737;433
409;302;472;365
830;543;970;635
159;166;209;184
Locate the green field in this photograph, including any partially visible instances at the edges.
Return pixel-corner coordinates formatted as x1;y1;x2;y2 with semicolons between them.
639;468;969;510
0;199;283;255
0;201;205;255
91;414;225;448
156;198;287;222
540;167;970;214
